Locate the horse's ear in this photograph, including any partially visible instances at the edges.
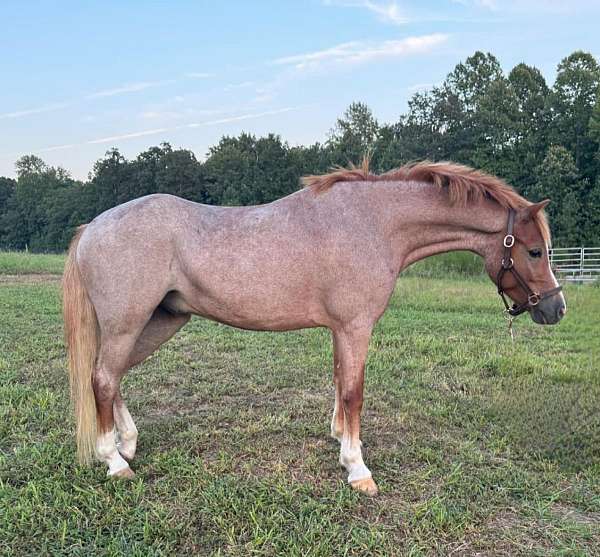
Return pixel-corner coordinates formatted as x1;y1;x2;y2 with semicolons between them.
524;199;550;220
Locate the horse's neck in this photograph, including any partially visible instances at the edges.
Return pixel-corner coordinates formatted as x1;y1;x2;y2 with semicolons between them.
379;182;506;271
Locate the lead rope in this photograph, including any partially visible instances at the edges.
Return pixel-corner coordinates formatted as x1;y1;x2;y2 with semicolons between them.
508;315;515;343
505;311;515;342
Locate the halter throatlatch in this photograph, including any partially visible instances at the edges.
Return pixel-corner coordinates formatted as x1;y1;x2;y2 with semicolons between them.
496;209;563;318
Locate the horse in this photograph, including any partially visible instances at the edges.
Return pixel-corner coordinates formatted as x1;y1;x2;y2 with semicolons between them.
62;159;566;495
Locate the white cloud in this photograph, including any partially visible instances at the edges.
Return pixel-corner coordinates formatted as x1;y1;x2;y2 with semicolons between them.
87;128;170;144
0;102;69;120
182;106;302;128
35;143;77;154
140;107;225;121
11;107;306;157
325;1;409;25
364;1;408;24
273;34;448;71
2;79;188;121
86;80;174;99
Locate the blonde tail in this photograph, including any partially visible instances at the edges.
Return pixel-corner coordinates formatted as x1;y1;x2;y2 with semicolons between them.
62;225;98;464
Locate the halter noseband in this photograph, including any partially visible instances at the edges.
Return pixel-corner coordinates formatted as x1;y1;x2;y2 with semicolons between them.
496;209;563;317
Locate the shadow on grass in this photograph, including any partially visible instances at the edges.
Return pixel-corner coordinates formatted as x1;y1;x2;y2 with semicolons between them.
488;379;600;472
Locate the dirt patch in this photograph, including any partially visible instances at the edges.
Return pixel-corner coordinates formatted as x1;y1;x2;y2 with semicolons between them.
0;273;62;284
552;503;600;526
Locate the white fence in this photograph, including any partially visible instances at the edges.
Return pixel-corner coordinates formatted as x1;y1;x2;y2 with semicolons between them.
549;247;600;283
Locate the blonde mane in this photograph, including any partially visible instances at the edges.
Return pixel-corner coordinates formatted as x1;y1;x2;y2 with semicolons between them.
301;159;550;244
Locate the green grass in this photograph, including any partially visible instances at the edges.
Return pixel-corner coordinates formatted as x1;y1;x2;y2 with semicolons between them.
1;262;599;555
0;251;66;275
404;251;485;278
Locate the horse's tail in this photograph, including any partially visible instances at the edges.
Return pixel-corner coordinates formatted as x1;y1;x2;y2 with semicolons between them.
63;225;98;465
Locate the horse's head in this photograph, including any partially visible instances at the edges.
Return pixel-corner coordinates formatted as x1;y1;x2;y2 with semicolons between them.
484;200;566;325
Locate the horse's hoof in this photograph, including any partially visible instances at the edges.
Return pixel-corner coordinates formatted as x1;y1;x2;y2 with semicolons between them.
350;477;378;496
111;466;135;480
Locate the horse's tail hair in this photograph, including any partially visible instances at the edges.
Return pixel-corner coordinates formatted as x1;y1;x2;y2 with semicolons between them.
63;225;98;465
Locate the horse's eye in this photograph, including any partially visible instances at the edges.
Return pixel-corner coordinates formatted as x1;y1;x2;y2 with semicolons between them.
528;248;542;258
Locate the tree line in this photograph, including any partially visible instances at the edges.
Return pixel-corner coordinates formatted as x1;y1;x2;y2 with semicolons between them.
1;50;599;252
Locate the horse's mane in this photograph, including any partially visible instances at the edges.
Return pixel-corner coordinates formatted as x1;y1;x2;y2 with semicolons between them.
301;159;550;244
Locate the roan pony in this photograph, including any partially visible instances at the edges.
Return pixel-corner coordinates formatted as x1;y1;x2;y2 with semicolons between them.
63;160;566;495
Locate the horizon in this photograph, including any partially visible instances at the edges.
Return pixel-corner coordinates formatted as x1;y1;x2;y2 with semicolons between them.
2;0;599;180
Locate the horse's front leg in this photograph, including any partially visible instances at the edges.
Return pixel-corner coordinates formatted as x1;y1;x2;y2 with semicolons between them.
330;333;344;442
333;325;378;496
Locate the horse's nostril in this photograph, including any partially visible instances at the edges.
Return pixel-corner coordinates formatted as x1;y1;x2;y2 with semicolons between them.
558;306;566;317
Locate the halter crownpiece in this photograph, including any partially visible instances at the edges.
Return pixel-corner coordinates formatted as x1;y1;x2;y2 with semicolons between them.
496;208;563;318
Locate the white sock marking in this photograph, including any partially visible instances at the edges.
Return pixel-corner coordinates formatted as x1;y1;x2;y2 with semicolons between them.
96;429;130;476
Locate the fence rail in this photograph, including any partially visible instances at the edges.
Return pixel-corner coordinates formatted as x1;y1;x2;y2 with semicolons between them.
549;247;600;283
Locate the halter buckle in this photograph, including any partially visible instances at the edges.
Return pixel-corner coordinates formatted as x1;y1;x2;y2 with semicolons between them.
528;293;540;306
501;257;513;269
503;234;515;248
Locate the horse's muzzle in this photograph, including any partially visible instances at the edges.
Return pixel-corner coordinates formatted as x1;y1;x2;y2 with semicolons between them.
530;295;566;325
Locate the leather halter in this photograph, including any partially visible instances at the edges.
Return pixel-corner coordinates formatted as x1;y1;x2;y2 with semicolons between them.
496;209;563;317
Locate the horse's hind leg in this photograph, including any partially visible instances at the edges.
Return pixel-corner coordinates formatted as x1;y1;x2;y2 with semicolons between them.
93;333;139;478
113;392;138;462
113;307;190;462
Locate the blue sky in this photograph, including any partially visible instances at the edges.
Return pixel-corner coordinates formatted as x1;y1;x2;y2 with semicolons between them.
1;0;599;179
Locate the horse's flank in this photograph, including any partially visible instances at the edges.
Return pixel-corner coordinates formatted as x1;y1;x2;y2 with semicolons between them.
302;159;551;245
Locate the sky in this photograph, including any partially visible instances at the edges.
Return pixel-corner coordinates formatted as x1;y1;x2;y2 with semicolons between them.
1;0;599;180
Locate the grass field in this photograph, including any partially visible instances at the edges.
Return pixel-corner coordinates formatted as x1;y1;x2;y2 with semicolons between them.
0;251;66;275
1;254;599;555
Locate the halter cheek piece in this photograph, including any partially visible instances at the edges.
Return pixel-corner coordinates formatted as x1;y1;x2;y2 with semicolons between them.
496;209;563;317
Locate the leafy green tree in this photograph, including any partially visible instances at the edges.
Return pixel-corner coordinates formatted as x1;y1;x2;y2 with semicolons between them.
583;177;600;245
396;52;513;168
1;157;76;250
548;51;600;182
204;133;300;205
469;77;519;176
506;63;551;195
589;94;600;146
328;102;380;164
0;177;16;247
532;145;584;245
0;177;15;212
154;146;208;202
395;92;438;161
90;148;135;215
15;155;47;177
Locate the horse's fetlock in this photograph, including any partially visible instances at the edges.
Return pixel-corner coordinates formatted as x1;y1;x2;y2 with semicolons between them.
119;429;137;442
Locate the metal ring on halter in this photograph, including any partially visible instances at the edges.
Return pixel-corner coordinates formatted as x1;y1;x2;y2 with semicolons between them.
501;257;514;269
503;234;515;248
528;293;540;306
